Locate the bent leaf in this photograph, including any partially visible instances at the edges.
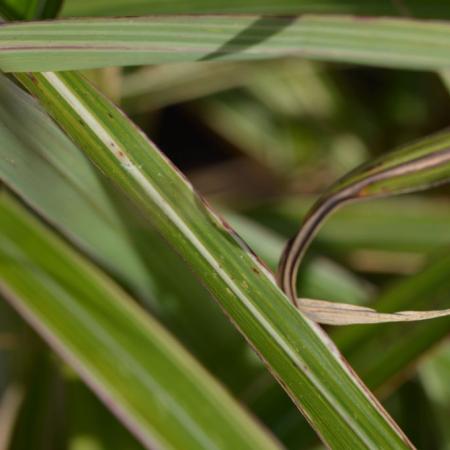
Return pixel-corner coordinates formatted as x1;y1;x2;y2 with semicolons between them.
278;130;450;306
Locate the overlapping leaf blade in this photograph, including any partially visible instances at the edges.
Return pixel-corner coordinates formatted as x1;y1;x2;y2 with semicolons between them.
0;0;448;446
13;69;413;449
0;72;370;385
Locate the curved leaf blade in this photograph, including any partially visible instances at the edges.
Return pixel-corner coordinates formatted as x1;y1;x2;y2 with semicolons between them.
277;130;450;305
328;131;450;199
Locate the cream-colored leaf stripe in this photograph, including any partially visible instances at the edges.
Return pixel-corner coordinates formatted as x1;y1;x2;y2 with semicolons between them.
15;70;413;448
41;72;372;444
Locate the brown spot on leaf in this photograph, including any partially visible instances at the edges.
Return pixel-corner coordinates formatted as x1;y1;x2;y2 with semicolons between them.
26;73;38;85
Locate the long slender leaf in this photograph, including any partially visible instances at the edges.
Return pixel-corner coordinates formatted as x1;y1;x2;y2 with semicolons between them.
0;72;372;392
0;193;280;450
3;15;450;72
14;69;413;449
277;129;450;305
242;252;450;447
334;252;450;356
60;0;450;18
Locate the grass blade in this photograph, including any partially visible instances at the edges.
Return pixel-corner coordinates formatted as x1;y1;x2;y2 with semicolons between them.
15;69;414;448
226;212;372;305
60;0;450;18
3;15;450;72
0;72;373;393
0;193;281;450
277;130;450;305
241;253;450;446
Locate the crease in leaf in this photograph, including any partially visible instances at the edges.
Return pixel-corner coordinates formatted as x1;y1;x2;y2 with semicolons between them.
277;130;450;324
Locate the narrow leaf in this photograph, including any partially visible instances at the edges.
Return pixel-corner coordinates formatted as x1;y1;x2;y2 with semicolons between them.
3;15;450;72
0;193;280;450
14;69;413;449
60;0;450;18
278;130;450;306
0;72;370;385
335;251;450;353
299;298;450;325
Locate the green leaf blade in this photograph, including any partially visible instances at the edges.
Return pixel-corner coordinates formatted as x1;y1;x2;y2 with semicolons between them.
59;0;450;18
0;194;281;450
2;15;450;72
328;130;450;199
14;69;414;449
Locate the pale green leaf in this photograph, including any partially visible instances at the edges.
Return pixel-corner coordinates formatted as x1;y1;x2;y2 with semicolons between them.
2;15;450;72
0;193;281;450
